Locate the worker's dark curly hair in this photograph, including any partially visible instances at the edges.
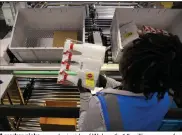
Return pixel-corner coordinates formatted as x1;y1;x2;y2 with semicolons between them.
119;33;182;100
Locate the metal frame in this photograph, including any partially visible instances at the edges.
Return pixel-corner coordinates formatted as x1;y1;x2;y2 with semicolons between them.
0;105;79;118
1;106;181;131
0;105;181;120
0;63;119;71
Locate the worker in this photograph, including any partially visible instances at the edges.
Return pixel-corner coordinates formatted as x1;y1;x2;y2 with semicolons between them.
77;33;182;131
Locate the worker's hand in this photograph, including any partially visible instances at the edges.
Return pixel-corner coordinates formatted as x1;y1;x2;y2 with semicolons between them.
96;74;107;88
77;79;91;93
0;80;3;84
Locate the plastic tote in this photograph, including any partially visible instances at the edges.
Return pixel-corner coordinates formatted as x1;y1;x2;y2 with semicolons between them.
111;8;182;62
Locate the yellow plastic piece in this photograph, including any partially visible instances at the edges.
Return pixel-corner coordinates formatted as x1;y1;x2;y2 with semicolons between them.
161;2;173;8
124;32;133;39
85;72;95;88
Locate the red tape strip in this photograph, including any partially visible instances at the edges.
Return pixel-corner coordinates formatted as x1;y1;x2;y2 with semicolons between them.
59;70;65;75
61;61;70;70
58;71;68;84
66;64;70;70
68;53;72;61
63;50;70;55
63;51;72;61
70;43;74;50
63;73;68;81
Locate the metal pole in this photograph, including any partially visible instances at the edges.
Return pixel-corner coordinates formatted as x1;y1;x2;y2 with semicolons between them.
0;105;80;118
0;105;182;120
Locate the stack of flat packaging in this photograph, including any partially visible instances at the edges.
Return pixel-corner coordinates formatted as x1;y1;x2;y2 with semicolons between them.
53;31;78;47
40;101;77;131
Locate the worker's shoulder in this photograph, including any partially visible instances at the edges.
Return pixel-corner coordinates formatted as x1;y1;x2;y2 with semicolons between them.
89;95;101;107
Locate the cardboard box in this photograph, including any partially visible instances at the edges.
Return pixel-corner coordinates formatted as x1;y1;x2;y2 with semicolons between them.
53;31;78;47
40;101;77;131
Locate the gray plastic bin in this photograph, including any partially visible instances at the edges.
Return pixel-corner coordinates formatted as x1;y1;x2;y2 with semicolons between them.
111;8;182;62
9;7;85;62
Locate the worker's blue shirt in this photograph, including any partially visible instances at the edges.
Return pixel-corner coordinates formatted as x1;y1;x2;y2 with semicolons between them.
98;92;170;131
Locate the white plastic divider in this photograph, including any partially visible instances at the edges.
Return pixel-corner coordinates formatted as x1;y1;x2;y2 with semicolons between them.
9;7;86;62
111;8;182;62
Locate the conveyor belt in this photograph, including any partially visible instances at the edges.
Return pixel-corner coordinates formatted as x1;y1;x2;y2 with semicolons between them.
18;78;80;106
16;78;79;131
18;118;42;131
